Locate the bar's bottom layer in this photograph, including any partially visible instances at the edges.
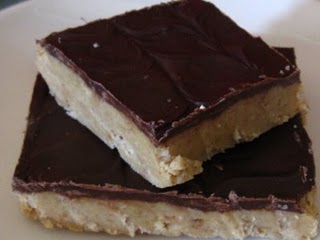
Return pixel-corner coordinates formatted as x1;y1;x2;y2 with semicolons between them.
18;191;317;240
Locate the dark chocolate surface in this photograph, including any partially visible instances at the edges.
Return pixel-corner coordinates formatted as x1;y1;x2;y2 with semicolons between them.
40;0;300;143
13;73;314;212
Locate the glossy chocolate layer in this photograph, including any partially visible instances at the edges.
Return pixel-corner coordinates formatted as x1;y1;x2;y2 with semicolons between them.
39;0;300;143
13;74;314;213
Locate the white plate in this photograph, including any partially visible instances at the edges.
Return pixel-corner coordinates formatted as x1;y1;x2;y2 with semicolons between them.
1;1;320;239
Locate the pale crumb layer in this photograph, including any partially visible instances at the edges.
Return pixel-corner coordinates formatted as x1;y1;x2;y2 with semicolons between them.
18;190;317;240
36;46;305;188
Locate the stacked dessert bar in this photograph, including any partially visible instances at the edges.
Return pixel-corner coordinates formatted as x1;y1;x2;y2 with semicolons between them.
12;0;317;239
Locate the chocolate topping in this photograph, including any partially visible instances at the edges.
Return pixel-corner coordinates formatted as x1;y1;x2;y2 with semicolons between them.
13;52;314;212
39;0;300;143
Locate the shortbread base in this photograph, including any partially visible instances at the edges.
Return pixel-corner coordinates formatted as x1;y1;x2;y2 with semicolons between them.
18;191;317;240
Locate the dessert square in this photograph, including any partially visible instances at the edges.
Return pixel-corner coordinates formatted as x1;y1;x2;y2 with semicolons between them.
13;75;317;239
36;0;305;187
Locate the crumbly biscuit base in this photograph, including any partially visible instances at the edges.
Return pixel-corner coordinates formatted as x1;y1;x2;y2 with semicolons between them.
36;46;306;188
18;190;317;240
